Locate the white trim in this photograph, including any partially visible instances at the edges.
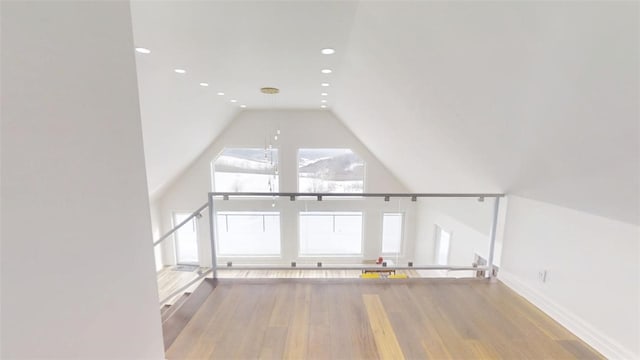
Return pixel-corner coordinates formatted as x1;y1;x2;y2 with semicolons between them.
499;270;637;360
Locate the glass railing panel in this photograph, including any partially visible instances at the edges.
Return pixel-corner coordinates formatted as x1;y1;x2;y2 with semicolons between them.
207;193;501;279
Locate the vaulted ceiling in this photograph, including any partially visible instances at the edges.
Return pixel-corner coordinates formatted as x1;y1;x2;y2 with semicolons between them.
131;1;639;224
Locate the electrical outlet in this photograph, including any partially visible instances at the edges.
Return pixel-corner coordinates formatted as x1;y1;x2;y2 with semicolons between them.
538;270;548;283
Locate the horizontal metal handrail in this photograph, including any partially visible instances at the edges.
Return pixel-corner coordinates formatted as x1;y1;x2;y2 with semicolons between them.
209;192;504;199
153;202;208;247
215;265;488;272
159;268;213;305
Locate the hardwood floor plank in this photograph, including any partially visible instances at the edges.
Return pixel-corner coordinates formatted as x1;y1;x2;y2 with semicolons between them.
269;283;295;327
306;284;331;359
258;326;288;360
231;285;279;359
383;284;439;359
362;294;406;360
283;284;311;359
165;278;605;360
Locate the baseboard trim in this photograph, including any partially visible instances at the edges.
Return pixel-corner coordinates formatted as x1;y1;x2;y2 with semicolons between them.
499;271;637;360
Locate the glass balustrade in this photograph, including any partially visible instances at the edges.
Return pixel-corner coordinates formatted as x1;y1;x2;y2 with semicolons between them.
154;192;502;304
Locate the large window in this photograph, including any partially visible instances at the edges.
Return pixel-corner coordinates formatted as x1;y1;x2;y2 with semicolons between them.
212;148;279;192
299;212;363;255
382;213;403;254
298;149;364;193
216;212;280;256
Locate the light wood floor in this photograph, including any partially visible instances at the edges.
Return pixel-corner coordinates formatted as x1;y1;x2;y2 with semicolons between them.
158;268;469;304
216;269;423;278
166;278;603;359
157;267;212;304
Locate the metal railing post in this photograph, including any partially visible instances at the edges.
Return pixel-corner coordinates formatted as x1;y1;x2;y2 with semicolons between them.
208;193;218;279
486;197;500;279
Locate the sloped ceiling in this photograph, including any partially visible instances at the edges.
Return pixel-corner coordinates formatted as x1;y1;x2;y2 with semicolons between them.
131;1;639;224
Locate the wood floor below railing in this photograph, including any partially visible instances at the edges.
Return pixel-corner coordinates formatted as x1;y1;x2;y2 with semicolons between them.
165;278;603;359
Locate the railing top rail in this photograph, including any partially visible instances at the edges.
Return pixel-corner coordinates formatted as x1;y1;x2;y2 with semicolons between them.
209;192;505;198
153;202;208;247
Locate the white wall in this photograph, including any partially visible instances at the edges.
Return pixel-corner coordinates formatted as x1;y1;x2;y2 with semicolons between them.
149;200;164;272
500;196;639;359
1;2;165;358
155;110;411;267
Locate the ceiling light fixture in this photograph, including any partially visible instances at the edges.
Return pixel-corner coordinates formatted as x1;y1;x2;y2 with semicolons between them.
321;93;328;96
217;92;225;96
321;69;332;74
230;99;237;103
321;83;330;87
321;48;336;55
240;105;247;108
321;105;327;108
174;69;186;74
135;47;151;54
199;82;209;87
321;100;327;103
261;87;280;94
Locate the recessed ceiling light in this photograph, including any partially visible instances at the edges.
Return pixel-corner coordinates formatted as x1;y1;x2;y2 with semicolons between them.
217;92;225;96
321;100;328;103
321;48;335;55
199;82;209;87
321;69;332;74
321;93;328;96
240;105;247;108
230;99;237;103
321;105;327;108
135;47;151;54
321;83;330;87
174;69;186;74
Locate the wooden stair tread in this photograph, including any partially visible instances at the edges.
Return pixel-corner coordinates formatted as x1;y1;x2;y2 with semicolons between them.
160;304;172;316
161;292;191;323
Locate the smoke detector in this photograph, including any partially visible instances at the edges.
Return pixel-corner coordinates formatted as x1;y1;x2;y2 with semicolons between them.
261;87;279;94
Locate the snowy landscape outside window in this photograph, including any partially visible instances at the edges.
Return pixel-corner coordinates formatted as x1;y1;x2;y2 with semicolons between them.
216;212;281;256
213;148;279;192
299;212;363;255
298;149;364;193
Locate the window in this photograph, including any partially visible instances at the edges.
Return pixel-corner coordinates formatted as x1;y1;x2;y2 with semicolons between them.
174;213;199;264
434;225;451;265
216;212;280;256
298;148;364;193
299;212;363;255
212;148;279;192
382;213;403;254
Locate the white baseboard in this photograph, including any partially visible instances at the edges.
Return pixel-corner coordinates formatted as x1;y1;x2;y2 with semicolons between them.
498;270;637;360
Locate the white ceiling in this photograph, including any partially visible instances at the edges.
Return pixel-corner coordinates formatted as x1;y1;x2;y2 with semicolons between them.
131;1;358;195
131;1;639;224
